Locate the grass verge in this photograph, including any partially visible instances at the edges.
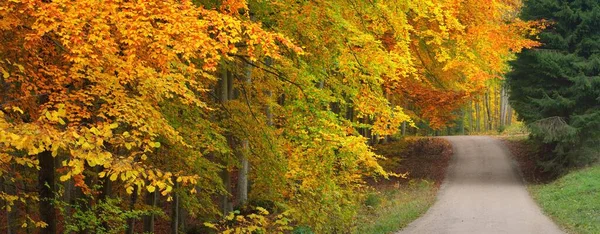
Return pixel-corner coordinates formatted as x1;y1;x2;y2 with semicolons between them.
502;137;600;234
355;138;452;234
529;166;600;234
354;180;436;234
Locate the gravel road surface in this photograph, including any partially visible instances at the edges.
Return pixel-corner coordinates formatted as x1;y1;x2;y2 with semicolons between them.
397;136;564;234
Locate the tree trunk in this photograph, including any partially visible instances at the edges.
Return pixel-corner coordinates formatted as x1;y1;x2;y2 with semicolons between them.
125;187;138;234
460;109;465;135
38;151;56;234
143;191;157;233
236;141;249;206
468;101;474;134
99;175;112;232
484;92;492;131
475;99;481;132
507;106;513;125
236;61;253;207
345;104;354;121
499;87;505;127
170;179;179;234
19;177;32;234
219;63;233;215
1;175;17;234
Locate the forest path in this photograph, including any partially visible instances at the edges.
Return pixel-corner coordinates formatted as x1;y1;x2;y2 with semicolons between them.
397;136;563;234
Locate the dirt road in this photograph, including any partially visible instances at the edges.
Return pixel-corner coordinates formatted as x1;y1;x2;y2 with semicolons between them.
397;136;563;234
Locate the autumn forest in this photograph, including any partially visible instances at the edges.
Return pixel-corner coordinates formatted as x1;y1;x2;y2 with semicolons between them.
1;0;599;233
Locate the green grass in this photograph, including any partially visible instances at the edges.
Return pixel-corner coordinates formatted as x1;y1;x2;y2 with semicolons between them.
529;165;600;234
354;180;437;234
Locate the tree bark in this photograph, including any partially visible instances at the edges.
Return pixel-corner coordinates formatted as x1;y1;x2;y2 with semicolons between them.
143;191;157;233
468;101;474;134
236;140;249;206
484;92;492;131
170;179;179;234
1;175;17;234
499;87;505;127
507;106;513;125
38;151;56;234
475;99;481;132
236;61;253;207
219;62;233;215
125;187;138;234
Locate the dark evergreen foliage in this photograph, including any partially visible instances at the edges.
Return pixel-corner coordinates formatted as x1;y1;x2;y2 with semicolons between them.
507;0;600;172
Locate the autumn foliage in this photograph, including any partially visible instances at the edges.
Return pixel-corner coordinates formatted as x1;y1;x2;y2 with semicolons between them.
0;0;540;232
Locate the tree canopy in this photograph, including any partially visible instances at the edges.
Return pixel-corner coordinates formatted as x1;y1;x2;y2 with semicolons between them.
1;0;542;232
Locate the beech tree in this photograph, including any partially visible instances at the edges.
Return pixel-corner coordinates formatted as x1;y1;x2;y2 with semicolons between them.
0;0;542;232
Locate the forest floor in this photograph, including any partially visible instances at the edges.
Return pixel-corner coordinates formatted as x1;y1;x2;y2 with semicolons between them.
354;137;453;234
503;136;600;234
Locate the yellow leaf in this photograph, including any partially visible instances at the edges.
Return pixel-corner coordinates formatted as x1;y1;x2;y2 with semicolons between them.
51;144;59;157
126;186;134;194
256;207;269;215
109;122;119;129
109;173;118;181
81;142;92;150
21;222;27;228
125;143;132;150
9;106;23;114
35;221;48;228
141;154;147;160
225;212;235;221
59;174;70;182
98;171;106;178
87;158;97;167
203;222;218;230
147;185;156;193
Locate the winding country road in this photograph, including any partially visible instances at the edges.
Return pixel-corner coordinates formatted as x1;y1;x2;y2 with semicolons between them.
397;136;564;234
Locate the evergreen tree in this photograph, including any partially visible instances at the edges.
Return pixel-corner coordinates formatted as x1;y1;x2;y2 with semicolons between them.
507;0;600;172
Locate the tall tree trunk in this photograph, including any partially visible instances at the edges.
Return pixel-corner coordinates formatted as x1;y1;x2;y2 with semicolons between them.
345;104;354;121
507;106;513;125
468;101;474;134
170;179;179;234
499;87;505;127
484;92;492;131
17;178;32;234
475;99;481;132
495;87;501;128
1;175;17;234
38;151;56;234
237;61;253;207
460;109;465;135
125;187;138;234
143;191;157;233
219;63;232;215
99;175;112;232
236;141;249;206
